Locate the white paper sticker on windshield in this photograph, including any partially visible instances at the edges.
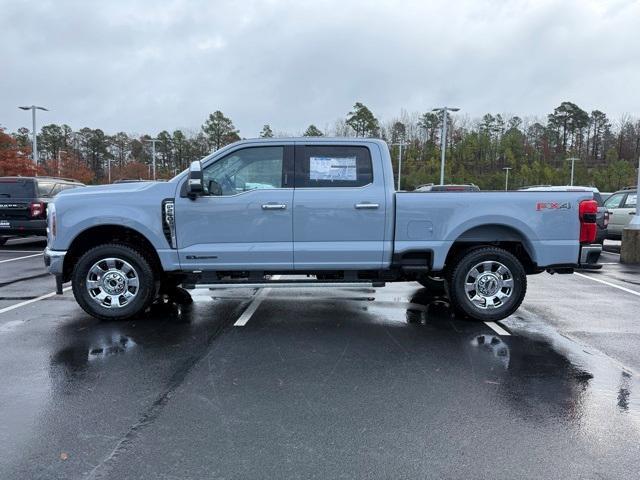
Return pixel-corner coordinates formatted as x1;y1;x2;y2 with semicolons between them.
309;156;357;181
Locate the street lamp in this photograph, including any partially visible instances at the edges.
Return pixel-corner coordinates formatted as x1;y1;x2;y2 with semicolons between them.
18;105;48;166
432;107;460;185
390;140;407;190
502;167;512;191
144;138;162;180
567;157;579;186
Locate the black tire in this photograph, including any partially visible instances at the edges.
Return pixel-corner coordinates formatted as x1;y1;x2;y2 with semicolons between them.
417;275;446;294
0;236;7;246
72;243;156;321
447;247;527;322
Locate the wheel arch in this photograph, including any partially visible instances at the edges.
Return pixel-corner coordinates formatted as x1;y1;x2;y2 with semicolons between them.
63;225;162;282
445;224;539;274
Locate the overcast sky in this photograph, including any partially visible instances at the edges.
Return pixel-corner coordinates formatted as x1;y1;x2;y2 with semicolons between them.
1;0;639;137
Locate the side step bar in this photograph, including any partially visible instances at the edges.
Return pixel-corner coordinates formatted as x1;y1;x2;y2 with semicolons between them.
183;281;385;290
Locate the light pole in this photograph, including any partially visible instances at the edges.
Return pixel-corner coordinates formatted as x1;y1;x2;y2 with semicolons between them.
432;107;460;185
390;140;407;190
567;157;579;186
503;167;512;191
18;105;48;166
144;138;162;180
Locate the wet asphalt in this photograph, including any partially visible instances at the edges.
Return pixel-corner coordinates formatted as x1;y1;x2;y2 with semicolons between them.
1;238;639;479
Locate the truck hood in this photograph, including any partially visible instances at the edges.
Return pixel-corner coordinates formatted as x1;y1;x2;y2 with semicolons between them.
56;181;177;198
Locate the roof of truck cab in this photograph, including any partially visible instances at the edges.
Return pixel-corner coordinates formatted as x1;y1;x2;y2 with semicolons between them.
229;137;389;145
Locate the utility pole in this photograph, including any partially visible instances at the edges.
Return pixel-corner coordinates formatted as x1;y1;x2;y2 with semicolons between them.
57;149;67;177
144;138;162;180
18;105;48;166
503;167;512;191
432;107;460;185
567;157;579;186
390;140;408;190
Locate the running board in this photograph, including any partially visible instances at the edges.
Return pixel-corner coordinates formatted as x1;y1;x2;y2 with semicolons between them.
183;281;385;290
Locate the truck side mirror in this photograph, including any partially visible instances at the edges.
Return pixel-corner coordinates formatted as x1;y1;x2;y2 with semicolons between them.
187;161;204;199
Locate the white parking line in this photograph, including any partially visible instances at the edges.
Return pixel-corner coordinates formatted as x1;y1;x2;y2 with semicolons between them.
484;321;511;336
233;275;281;327
0;250;44;254
0;253;42;264
575;272;640;297
0;286;72;315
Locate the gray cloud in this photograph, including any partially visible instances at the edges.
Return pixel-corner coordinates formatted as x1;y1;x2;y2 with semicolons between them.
1;0;638;137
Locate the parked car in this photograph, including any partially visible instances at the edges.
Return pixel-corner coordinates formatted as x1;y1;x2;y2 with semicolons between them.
0;176;85;245
604;187;637;239
518;186;609;244
414;183;480;192
44;138;601;322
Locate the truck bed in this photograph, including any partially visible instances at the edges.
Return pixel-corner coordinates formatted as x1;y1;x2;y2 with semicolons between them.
394;190;595;270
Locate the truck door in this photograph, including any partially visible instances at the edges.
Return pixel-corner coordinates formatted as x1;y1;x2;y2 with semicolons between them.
292;144;387;270
174;145;294;270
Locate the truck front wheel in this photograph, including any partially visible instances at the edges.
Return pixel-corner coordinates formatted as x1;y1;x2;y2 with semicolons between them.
72;244;156;321
447;247;527;322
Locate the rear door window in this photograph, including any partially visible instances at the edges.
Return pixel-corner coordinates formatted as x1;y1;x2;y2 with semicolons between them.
295;145;373;188
36;181;56;197
604;193;625;209
624;193;637;208
0;179;35;198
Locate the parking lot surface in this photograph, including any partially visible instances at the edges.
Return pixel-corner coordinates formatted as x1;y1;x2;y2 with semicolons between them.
1;238;640;479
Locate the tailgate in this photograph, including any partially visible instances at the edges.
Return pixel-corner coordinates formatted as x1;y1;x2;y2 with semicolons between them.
0;179;35;220
0;200;31;220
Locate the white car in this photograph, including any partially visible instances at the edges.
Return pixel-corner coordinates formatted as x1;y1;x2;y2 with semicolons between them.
604;188;637;239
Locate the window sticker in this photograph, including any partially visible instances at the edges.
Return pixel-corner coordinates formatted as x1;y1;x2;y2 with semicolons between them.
309;156;357;181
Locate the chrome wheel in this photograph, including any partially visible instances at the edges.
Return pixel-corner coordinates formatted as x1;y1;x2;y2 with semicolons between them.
86;257;140;309
464;260;514;310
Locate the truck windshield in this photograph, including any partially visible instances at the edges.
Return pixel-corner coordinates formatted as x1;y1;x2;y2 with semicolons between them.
0;179;35;198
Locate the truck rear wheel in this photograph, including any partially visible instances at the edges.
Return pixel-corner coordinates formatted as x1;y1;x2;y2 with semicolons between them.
72;243;156;321
447;247;526;322
0;236;7;246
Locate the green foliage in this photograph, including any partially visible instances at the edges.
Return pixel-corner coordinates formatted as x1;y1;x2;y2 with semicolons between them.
202;110;240;151
346;102;379;137
259;124;274;138
6;102;638;188
303;124;323;137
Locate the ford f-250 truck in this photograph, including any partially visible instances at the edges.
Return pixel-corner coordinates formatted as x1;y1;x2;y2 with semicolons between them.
44;138;602;322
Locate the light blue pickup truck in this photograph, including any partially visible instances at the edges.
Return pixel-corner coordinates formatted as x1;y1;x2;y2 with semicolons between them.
44;138;602;322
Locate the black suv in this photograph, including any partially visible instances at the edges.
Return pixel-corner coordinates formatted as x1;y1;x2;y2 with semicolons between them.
0;176;85;245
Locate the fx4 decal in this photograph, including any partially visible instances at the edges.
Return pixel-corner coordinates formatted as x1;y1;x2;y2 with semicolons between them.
536;202;571;211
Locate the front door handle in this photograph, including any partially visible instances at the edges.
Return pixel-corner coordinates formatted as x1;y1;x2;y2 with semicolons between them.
355;203;379;209
262;203;287;210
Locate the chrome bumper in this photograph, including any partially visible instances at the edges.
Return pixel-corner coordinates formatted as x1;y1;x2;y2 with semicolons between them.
579;244;602;266
43;247;67;276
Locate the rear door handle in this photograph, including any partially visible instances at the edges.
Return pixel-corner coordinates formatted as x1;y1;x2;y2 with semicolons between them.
262;203;287;210
630;211;637;215
355;203;380;209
